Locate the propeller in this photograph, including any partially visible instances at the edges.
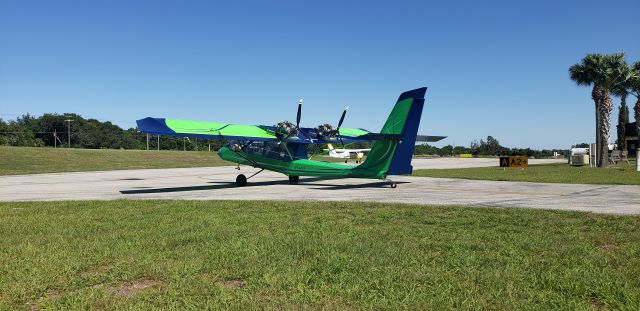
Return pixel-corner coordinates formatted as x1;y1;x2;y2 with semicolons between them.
336;107;348;148
296;99;302;129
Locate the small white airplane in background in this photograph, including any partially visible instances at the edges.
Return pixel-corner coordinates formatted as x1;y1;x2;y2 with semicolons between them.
325;144;369;163
324;135;447;163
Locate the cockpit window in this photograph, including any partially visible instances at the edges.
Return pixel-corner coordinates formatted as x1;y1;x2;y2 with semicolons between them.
227;141;303;162
263;142;286;160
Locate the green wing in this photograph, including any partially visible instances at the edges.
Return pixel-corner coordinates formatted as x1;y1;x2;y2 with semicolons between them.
138;117;383;143
336;128;371;138
137;117;278;141
165;119;277;139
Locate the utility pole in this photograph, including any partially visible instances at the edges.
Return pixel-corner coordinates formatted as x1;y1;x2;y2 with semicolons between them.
64;119;73;148
146;134;149;150
157;135;160;151
54;129;57;148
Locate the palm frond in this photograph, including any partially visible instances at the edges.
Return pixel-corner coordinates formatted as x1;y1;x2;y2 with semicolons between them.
570;53;630;91
629;62;640;95
569;63;592;86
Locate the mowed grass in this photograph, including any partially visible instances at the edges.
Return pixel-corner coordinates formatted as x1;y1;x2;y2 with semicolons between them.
1;201;639;310
0;147;231;175
413;161;640;185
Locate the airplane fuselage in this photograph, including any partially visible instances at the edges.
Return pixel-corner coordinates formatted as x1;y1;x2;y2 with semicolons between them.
217;145;388;179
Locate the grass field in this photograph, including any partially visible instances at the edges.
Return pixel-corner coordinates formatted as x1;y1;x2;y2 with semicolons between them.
0;147;231;175
413;161;640;185
1;201;638;310
0;147;354;175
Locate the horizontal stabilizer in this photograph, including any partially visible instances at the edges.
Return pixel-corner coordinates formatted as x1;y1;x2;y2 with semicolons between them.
355;133;403;141
416;135;447;142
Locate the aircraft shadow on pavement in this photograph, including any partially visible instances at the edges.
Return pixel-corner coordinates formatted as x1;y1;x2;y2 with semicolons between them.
120;180;289;194
307;181;410;190
120;178;408;194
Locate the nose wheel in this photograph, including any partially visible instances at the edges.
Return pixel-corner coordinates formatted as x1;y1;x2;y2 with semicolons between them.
288;175;299;184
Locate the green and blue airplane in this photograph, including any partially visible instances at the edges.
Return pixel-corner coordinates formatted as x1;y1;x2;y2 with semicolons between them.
137;87;431;188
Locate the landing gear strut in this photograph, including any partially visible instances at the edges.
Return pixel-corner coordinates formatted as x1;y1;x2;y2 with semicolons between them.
288;175;299;184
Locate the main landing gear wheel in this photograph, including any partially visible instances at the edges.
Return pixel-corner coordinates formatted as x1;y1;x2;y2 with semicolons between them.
384;179;397;188
288;175;299;184
236;174;247;187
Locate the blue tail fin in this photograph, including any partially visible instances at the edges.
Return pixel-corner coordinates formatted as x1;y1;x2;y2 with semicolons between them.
386;87;427;175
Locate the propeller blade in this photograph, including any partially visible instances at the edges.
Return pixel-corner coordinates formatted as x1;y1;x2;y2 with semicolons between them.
336;107;348;148
296;99;302;128
337;107;348;129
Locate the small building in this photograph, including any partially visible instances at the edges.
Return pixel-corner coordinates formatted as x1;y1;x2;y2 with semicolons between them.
624;122;639;156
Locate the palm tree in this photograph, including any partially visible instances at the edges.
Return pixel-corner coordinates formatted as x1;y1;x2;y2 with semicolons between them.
631;62;640;150
569;53;627;167
612;62;632;152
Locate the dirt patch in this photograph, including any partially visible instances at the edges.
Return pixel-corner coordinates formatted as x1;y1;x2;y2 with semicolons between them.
598;243;615;250
43;290;61;299
215;279;246;289
80;265;110;277
596;241;616;250
107;279;161;297
25;289;62;310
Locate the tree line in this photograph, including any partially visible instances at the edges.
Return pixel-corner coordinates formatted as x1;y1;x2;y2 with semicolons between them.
0;113;224;151
1;113;565;158
414;136;566;158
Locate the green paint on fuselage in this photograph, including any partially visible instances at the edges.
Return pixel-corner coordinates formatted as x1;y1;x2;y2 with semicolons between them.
217;146;390;179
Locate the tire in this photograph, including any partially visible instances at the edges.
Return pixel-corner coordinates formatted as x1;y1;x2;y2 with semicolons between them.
236;174;247;187
288;175;299;184
390;182;397;188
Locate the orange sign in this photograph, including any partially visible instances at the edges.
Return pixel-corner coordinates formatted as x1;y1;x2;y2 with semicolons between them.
499;156;528;168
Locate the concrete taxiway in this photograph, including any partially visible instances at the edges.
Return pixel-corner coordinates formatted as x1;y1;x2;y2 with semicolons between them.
1;158;638;215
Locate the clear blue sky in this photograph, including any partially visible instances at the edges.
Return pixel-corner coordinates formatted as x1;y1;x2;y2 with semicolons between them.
1;0;638;149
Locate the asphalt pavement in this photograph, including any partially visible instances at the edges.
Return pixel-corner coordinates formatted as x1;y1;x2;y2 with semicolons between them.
1;158;638;215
